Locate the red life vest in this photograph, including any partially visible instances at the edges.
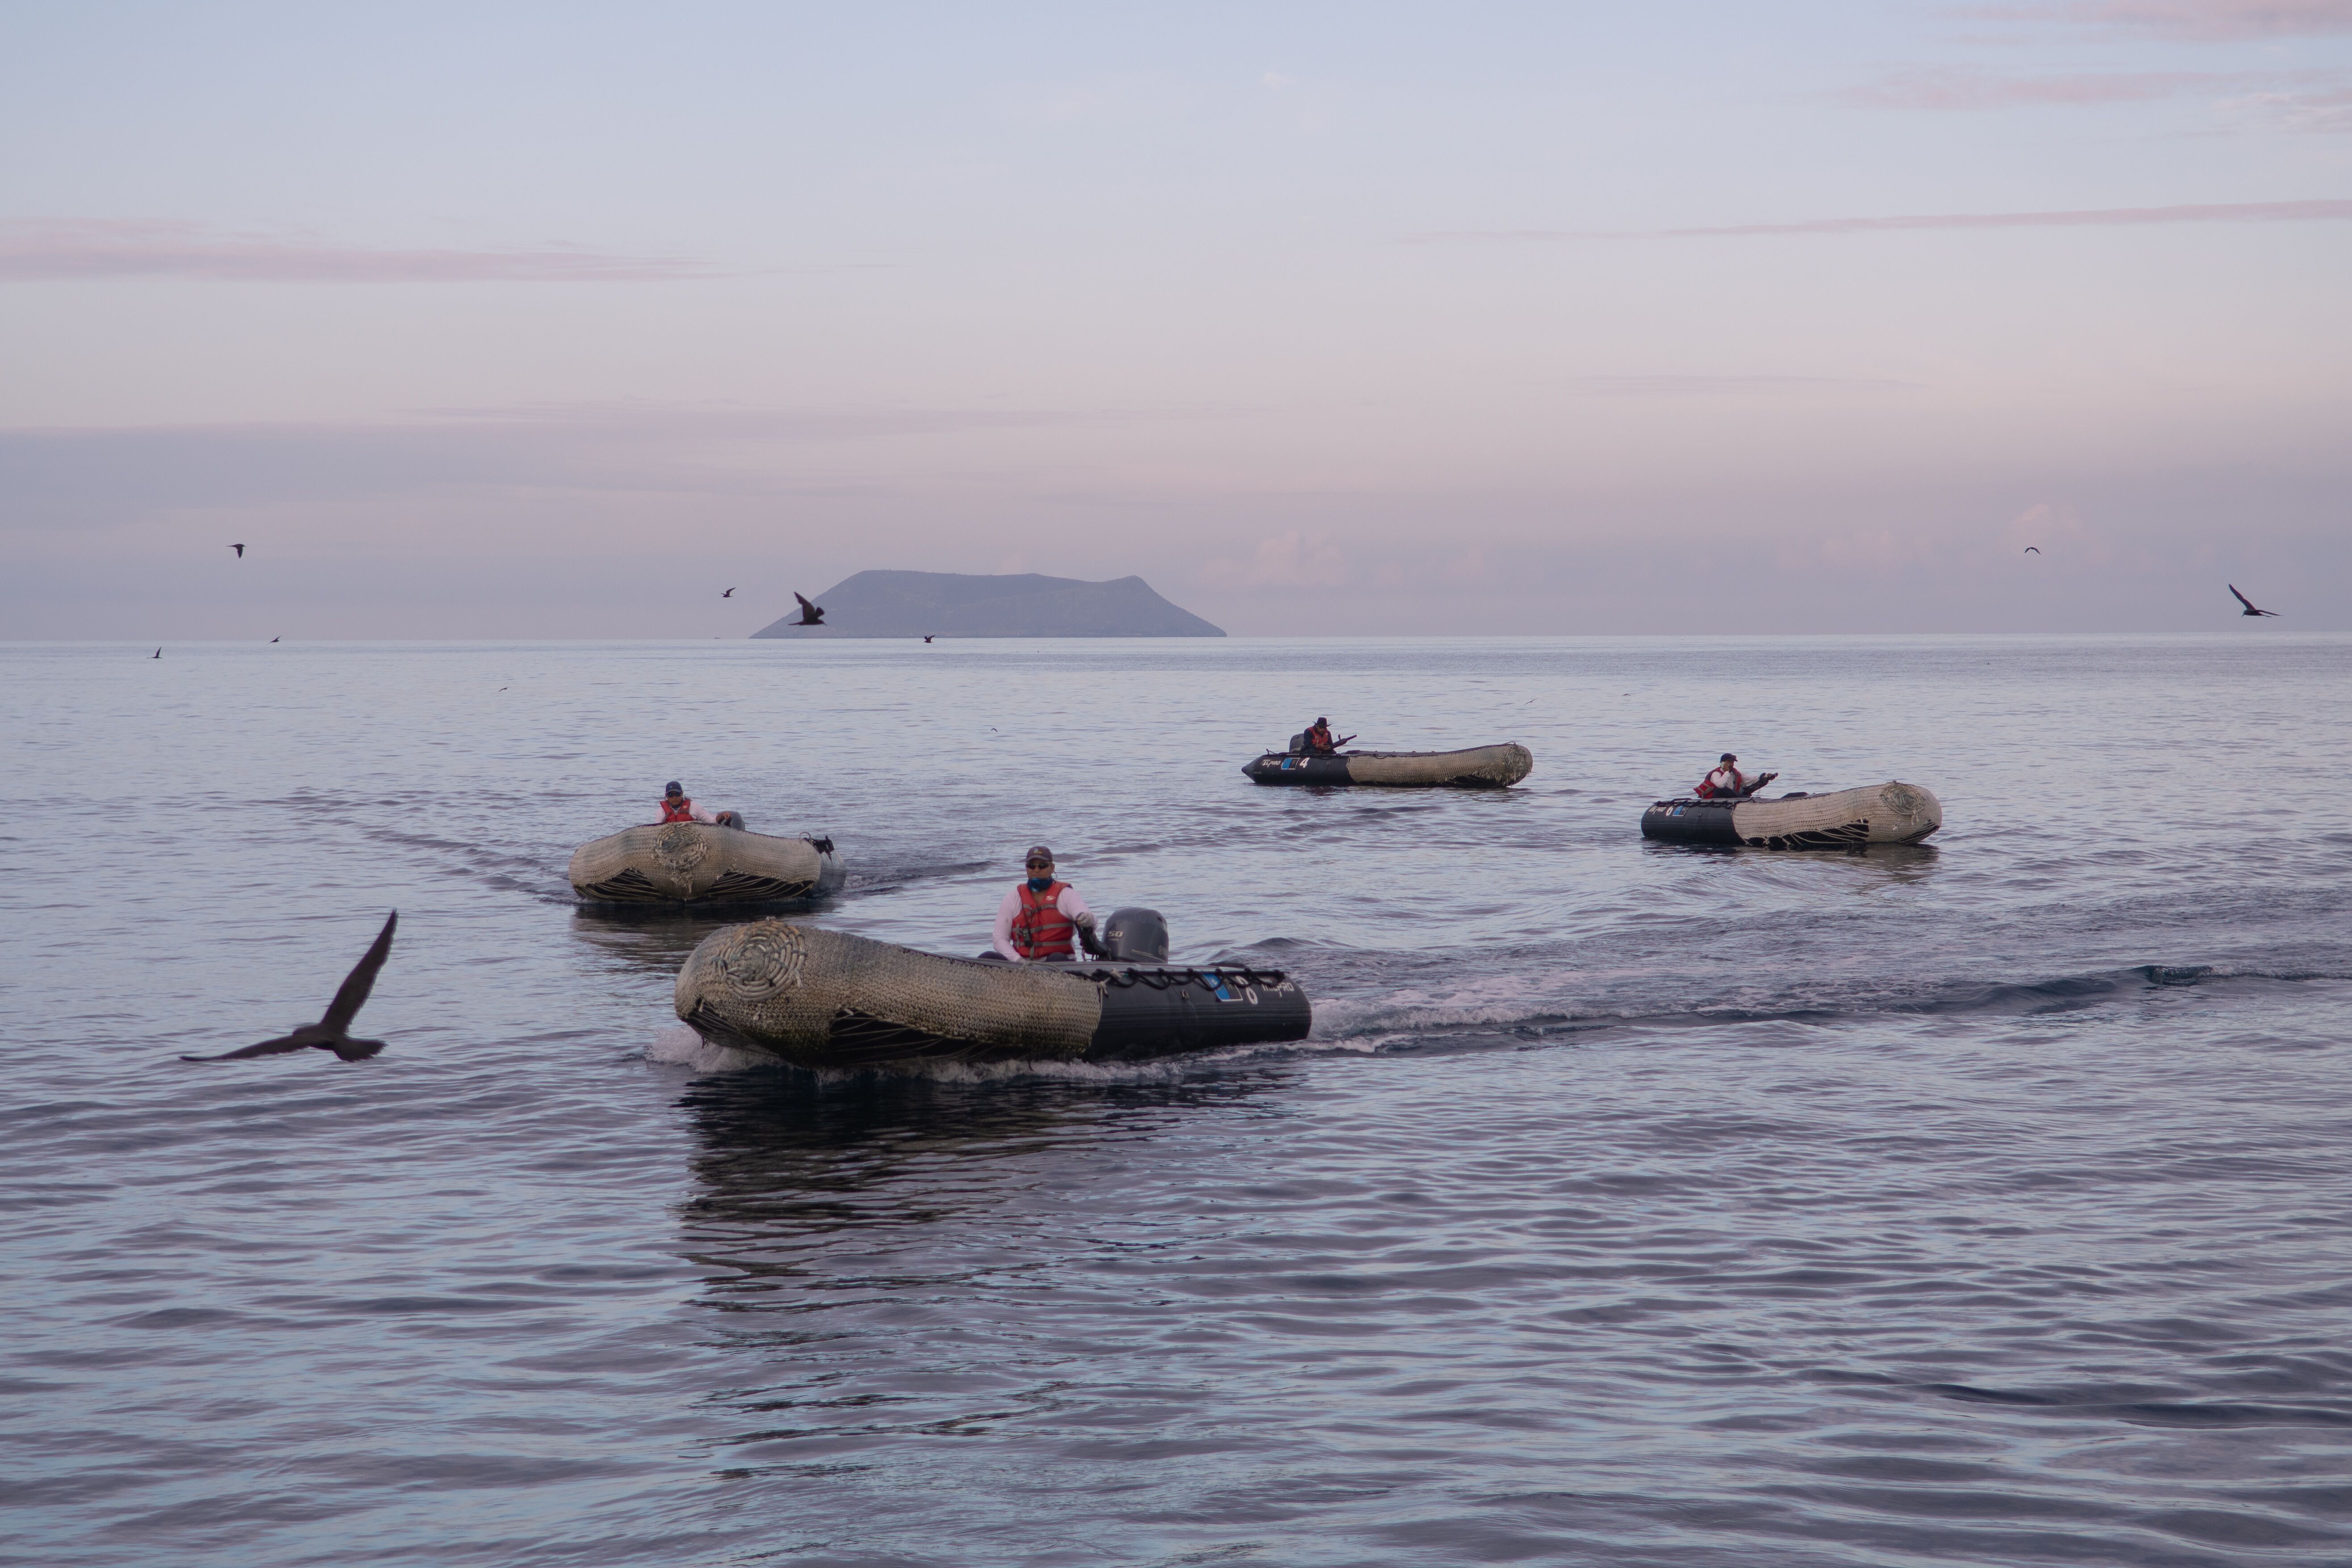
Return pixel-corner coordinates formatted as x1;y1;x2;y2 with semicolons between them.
1306;724;1334;753
659;796;696;823
1010;880;1076;960
1694;767;1744;800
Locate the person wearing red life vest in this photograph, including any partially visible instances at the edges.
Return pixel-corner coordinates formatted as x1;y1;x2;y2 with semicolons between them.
992;845;1102;962
657;781;743;828
1693;753;1777;800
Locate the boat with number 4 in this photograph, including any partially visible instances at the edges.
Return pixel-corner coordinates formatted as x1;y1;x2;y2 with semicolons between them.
568;822;846;908
674;914;1310;1067
1640;780;1942;849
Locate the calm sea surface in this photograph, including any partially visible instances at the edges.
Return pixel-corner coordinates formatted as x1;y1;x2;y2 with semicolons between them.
5;634;2351;1567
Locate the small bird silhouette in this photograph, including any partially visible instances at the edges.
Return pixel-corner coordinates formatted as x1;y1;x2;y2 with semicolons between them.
790;591;825;626
2230;584;2280;618
152;647;161;659
269;636;279;643
2023;546;2040;555
229;543;245;558
721;587;736;598
922;635;934;643
181;911;398;1064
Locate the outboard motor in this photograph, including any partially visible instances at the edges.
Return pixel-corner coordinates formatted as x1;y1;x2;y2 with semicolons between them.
1099;907;1170;963
1287;732;1308;757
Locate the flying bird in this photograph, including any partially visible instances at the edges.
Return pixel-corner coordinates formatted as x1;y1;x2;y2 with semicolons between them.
152;647;161;659
269;636;279;643
2229;585;2280;618
181;912;398;1064
721;587;736;598
229;543;245;558
2023;546;2040;555
789;591;825;626
922;635;934;643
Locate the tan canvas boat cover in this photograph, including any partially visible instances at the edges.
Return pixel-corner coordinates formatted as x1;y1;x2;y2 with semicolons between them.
1345;743;1533;787
568;823;836;904
676;921;1105;1066
1731;781;1942;845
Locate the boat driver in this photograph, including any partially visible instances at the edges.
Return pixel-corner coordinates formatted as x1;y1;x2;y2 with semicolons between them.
1694;753;1777;800
658;781;744;829
993;845;1103;962
1304;718;1338;755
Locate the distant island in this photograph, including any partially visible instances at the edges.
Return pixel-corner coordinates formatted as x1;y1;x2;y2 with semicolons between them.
750;571;1225;638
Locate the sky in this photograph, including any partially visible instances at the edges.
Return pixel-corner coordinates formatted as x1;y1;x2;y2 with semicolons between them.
2;0;2348;637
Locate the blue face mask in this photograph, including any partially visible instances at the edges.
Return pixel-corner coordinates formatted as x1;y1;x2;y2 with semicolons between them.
1027;874;1053;892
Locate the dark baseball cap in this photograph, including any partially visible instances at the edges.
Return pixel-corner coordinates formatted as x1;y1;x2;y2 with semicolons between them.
665;781;684;794
1024;845;1054;866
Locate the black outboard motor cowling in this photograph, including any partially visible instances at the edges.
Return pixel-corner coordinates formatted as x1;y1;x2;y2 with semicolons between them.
1099;907;1170;963
1287;732;1308;757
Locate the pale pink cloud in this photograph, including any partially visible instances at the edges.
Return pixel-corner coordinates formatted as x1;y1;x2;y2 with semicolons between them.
1667;198;2352;236
1839;64;2352;130
1666;198;2352;236
1840;66;2241;109
2002;501;2117;564
1574;375;1918;396
1961;1;2352;40
1439;546;1489;585
1413;198;2352;243
2222;82;2352;131
1202;530;1345;589
0;219;709;283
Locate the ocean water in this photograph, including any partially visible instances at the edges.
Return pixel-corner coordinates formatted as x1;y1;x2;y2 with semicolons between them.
4;633;2350;1568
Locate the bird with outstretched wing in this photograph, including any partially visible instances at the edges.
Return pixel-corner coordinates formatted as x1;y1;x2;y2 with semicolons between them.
791;592;826;626
182;912;398;1063
2229;585;2280;618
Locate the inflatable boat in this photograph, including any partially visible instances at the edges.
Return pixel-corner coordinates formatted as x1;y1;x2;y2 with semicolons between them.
1641;781;1942;849
568;822;846;908
673;911;1310;1067
1244;741;1533;789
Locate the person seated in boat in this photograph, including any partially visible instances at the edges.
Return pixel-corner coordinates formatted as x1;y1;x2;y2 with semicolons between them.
1693;754;1777;800
992;845;1103;962
658;781;744;829
1302;718;1355;755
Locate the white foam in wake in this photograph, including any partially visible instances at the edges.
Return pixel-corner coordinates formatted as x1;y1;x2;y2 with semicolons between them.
645;1023;770;1074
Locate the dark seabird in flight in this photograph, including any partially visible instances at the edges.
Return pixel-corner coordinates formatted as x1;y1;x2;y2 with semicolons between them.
922;635;934;643
2023;546;2040;554
790;592;826;626
182;911;398;1063
230;543;245;558
2229;584;2280;618
269;636;279;643
152;647;161;658
721;587;736;597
